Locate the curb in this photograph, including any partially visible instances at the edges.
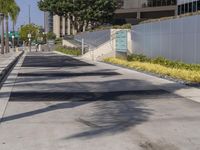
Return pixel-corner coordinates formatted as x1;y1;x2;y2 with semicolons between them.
0;51;24;86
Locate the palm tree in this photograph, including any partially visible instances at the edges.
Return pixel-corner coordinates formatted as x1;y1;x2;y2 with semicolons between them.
5;0;19;53
10;4;20;33
0;0;6;54
9;3;20;51
0;13;5;54
0;0;20;53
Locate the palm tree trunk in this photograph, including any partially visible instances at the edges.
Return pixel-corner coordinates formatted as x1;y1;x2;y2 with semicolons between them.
1;15;4;54
5;16;9;53
13;21;15;50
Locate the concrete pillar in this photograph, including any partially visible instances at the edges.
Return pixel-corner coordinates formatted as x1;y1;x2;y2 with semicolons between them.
53;15;61;38
137;11;141;19
72;16;77;35
67;14;71;35
62;17;66;36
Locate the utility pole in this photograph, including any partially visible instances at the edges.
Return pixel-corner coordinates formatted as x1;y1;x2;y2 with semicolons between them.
29;5;31;24
44;12;46;32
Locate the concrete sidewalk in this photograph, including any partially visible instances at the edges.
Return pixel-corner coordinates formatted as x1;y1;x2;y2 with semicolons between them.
1;52;200;150
57;51;200;104
0;51;24;123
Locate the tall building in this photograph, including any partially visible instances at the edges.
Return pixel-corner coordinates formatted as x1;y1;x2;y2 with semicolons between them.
115;0;177;24
44;12;53;33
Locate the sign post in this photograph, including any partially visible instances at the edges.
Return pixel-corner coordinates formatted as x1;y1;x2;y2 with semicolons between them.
12;35;15;52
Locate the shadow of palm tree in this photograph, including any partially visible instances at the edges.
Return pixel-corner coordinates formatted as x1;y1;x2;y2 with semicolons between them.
65;100;152;139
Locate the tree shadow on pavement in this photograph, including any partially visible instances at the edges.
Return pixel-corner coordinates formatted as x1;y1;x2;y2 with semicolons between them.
0;102;86;123
22;54;95;68
65;100;152;139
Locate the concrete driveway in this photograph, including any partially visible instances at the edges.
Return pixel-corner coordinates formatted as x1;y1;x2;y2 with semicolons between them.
0;52;200;150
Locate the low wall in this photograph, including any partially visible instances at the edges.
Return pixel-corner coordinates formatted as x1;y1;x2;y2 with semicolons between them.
132;14;200;64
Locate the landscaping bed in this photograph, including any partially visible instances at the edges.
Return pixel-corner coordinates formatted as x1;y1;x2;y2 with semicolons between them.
55;46;81;56
104;54;200;85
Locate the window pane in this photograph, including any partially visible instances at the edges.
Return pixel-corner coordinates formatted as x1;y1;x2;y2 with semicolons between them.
189;2;192;12
193;1;197;12
198;1;200;10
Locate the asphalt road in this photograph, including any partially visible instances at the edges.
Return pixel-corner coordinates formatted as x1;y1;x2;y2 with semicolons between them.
0;52;200;150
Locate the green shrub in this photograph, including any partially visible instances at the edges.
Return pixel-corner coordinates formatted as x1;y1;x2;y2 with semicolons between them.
56;46;81;56
47;32;56;40
127;54;200;71
88;24;132;32
55;38;62;45
104;57;200;83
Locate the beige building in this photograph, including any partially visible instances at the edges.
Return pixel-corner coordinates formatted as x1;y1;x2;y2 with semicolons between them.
52;15;72;38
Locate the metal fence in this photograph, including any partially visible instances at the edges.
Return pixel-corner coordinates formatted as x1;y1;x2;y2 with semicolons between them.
132;14;200;64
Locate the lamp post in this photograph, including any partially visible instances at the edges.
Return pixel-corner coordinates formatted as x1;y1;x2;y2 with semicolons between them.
42;32;46;43
12;35;15;52
28;33;31;52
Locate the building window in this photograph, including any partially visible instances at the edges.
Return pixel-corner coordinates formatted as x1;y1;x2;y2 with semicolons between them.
189;2;193;12
193;1;197;12
185;3;189;13
181;4;185;14
198;0;200;10
178;5;181;15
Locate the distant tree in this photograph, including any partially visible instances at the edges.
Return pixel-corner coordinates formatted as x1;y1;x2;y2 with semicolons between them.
47;32;56;40
19;24;40;43
38;0;118;33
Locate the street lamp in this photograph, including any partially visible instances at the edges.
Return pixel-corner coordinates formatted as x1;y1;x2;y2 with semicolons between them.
28;33;31;52
42;32;47;43
12;35;15;52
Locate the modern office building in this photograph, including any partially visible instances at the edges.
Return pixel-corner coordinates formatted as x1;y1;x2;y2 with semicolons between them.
115;0;177;24
44;12;53;33
178;0;200;15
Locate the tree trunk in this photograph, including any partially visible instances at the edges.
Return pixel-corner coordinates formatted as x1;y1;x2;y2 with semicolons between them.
1;15;4;54
13;21;15;32
5;16;9;53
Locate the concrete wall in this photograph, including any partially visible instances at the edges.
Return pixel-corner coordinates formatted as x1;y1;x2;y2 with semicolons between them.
74;30;111;48
132;14;200;64
76;29;132;61
81;40;115;61
62;40;79;48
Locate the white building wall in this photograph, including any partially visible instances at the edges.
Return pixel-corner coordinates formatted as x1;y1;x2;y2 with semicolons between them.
132;14;200;64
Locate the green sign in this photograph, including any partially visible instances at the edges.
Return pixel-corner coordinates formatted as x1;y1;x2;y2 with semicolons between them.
4;31;19;38
116;30;128;52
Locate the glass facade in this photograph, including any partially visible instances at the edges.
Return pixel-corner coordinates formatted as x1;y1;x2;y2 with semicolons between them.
120;0;177;9
178;0;200;15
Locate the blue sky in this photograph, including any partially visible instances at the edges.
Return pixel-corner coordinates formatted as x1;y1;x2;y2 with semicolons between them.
11;0;44;30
